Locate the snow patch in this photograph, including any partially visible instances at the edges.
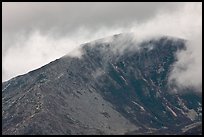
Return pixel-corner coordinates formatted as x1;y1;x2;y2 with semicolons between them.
2;83;10;92
167;106;177;117
132;101;145;111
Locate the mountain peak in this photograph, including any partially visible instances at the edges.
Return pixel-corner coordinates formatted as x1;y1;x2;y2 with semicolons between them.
2;34;201;135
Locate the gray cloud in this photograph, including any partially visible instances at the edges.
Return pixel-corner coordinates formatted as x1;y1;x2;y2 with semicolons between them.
2;2;202;93
3;2;181;35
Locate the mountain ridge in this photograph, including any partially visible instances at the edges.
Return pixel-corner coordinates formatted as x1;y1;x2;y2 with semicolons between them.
2;33;202;135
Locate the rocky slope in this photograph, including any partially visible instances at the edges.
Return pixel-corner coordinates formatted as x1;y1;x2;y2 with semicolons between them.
2;33;202;135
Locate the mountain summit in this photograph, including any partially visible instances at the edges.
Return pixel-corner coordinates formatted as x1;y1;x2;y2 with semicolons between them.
2;33;202;135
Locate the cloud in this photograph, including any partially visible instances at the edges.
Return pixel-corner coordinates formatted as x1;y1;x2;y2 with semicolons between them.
2;30;84;81
2;26;128;81
2;2;202;93
2;2;180;34
168;30;202;92
122;2;202;92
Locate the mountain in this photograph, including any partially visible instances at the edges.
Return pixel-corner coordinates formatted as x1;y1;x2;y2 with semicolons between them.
2;33;202;135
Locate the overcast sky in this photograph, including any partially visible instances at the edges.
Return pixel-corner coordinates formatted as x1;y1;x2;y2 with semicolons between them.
2;2;202;92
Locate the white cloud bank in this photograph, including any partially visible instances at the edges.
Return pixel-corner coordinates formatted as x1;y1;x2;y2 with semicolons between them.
129;3;202;92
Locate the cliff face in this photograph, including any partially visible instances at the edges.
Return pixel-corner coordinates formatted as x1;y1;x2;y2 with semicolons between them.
2;34;202;135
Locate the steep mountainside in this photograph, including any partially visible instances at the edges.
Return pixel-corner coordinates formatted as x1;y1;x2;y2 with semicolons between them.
2;34;202;135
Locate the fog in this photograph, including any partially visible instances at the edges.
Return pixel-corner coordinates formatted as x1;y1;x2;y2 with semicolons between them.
2;2;202;92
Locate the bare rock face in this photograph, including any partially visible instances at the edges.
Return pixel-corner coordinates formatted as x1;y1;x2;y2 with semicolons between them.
2;34;202;135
